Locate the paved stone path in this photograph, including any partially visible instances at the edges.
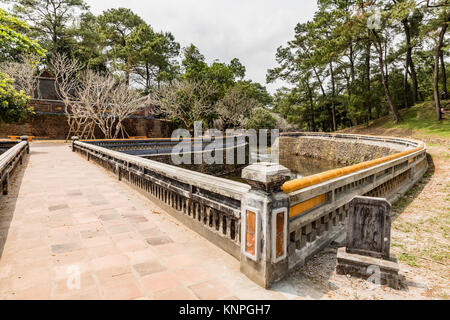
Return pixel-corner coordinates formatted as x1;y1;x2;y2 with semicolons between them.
0;143;315;300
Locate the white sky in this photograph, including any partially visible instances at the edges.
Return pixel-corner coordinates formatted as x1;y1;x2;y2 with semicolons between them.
84;0;318;93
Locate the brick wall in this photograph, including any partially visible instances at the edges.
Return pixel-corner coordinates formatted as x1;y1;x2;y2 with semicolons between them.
0;113;176;139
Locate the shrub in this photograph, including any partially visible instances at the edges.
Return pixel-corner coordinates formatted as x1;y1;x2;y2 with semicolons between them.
0;72;32;123
246;108;277;130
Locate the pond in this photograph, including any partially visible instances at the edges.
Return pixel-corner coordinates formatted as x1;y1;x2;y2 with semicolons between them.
143;151;342;184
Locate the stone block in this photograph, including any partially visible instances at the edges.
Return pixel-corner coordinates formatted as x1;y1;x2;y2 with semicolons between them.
346;196;392;259
336;247;400;289
302;223;312;235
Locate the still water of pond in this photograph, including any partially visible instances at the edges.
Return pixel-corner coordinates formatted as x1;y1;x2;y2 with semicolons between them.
223;154;342;183
145;152;342;184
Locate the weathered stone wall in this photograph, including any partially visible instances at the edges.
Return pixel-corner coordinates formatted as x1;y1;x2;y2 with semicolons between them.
280;136;400;165
0;114;176;139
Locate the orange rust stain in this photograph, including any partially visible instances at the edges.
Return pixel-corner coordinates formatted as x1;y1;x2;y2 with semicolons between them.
289;194;327;218
275;211;285;258
245;210;256;256
282;143;425;194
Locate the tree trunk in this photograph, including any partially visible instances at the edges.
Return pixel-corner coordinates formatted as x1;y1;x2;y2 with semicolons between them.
384;38;389;84
349;41;355;85
307;83;316;132
373;31;401;123
409;55;419;104
434;21;448;121
329;62;337;131
440;49;448;100
366;31;372;121
146;64;150;89
403;53;410;109
402;19;418;105
312;66;326;97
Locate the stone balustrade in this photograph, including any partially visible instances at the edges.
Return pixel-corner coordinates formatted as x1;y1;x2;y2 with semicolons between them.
278;133;427;275
73;138;250;259
73;132;428;288
0;138;29;196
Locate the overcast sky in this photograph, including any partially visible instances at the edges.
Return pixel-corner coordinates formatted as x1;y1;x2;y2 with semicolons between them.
84;0;318;93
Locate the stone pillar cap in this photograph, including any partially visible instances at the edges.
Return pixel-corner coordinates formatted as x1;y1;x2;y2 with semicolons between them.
242;162;291;192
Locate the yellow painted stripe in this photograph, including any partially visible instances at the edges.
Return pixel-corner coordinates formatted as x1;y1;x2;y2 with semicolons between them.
282;143;425;194
289;194;326;218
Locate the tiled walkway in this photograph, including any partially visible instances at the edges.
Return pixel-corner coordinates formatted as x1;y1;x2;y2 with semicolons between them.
0;143;312;300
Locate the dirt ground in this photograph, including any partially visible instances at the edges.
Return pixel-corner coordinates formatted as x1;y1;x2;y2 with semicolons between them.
283;130;449;300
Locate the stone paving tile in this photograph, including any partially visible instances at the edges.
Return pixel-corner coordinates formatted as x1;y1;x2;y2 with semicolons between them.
140;271;181;293
172;266;215;286
101;282;144;300
133;260;166;277
125;249;157;264
94;266;134;286
48;204;69;212
146;235;174;246
152;286;198;300
51;242;82;254
188;280;231;300
91;254;129;271
0;143;297;300
105;223;134;235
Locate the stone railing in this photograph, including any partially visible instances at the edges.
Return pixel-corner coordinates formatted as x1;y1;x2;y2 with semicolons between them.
0;141;21;155
0;138;29;196
238;133;427;287
72;139;250;259
81;136;247;158
73;133;428;288
280;133;427;271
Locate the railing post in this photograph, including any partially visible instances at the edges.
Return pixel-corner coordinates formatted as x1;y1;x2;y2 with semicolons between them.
20;136;29;154
71;136;79;152
240;162;291;288
115;163;121;181
2;172;8;195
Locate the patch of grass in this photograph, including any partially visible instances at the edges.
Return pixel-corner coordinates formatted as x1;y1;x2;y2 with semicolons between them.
394;221;417;233
391;242;406;250
426;142;446;147
378;101;450;138
398;252;420;267
415;237;450;267
393;184;422;212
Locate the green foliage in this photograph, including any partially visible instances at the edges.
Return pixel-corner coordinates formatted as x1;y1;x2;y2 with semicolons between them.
268;0;449;131
246;108;277;130
97;8;145;82
0;8;45;61
182;44;247;99
8;0;87;56
0;72;33;123
128;23;180;89
234;80;272;106
70;12;107;72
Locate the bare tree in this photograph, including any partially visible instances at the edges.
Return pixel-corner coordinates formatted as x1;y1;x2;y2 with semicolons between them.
109;81;148;138
214;86;261;129
75;70;147;139
270;112;299;132
51;53;93;140
0;58;39;97
151;80;217;130
51;53;148;139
